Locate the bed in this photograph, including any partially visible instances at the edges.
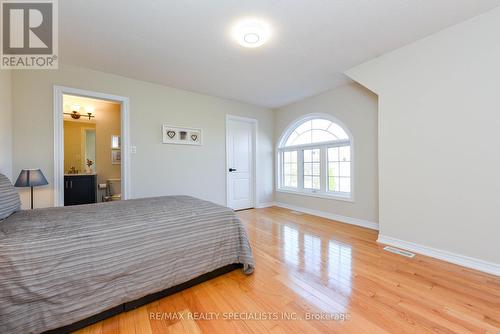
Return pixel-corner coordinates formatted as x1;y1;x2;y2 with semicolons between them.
0;173;254;334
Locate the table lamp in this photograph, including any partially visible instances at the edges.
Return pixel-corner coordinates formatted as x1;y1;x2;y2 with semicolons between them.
15;169;49;209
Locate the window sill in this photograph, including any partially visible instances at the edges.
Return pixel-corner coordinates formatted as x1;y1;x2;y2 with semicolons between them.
276;188;354;202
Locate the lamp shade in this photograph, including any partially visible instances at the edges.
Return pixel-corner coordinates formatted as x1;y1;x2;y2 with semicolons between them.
14;169;49;187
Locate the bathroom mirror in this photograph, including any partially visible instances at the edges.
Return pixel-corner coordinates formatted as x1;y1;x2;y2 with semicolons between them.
84;129;96;172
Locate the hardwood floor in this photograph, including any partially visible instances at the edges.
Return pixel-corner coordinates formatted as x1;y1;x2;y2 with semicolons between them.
76;207;500;334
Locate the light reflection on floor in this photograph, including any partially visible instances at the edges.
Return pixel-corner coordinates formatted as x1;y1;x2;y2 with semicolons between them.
279;221;353;312
304;233;321;272
283;225;300;266
328;240;353;295
281;222;353;295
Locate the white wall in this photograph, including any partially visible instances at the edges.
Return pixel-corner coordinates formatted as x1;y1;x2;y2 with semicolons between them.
274;83;378;225
0;70;13;180
347;7;500;269
12;64;274;209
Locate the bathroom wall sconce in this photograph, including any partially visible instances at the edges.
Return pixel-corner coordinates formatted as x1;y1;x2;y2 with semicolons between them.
64;105;95;120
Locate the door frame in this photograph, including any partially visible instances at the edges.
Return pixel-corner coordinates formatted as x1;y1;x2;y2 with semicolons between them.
225;114;258;209
53;85;131;207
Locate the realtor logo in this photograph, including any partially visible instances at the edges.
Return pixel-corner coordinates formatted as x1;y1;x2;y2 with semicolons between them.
1;0;58;69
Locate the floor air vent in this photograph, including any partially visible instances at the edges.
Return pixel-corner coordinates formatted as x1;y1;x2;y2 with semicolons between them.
383;246;415;258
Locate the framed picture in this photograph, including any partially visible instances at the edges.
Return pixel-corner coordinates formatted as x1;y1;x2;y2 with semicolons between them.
162;125;202;145
111;150;121;165
111;135;121;149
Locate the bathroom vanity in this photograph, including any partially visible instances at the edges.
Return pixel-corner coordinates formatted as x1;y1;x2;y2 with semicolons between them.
64;174;97;206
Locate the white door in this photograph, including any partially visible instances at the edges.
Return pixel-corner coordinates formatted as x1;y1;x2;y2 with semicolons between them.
227;117;255;210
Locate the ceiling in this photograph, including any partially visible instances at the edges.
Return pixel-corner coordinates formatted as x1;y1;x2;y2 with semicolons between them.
60;0;500;108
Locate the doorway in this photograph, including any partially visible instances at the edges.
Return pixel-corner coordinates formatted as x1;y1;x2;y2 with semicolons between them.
226;115;257;210
54;86;130;207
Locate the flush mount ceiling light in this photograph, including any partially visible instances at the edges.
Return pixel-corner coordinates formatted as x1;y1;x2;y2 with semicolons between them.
232;18;272;48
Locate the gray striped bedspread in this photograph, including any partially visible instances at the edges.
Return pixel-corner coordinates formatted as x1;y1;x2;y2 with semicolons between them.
0;196;254;334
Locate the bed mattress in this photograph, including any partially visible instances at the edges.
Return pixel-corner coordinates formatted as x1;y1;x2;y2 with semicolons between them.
0;196;254;333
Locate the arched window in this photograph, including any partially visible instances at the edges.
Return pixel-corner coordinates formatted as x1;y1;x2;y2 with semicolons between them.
278;114;353;199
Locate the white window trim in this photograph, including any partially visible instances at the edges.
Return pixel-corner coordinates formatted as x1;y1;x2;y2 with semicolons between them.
276;113;355;202
276;188;354;202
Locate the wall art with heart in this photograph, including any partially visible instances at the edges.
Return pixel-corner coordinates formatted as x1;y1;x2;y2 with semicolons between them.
162;125;202;145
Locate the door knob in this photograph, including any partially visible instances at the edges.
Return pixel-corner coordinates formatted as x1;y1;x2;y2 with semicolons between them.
229;168;237;172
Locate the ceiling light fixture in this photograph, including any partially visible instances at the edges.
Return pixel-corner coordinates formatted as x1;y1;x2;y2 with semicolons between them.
232;18;271;48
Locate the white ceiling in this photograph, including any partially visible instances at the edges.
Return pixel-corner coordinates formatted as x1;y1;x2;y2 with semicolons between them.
60;0;500;108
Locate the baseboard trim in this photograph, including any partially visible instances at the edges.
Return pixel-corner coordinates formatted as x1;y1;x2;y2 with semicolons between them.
255;202;277;209
378;235;500;277
273;202;379;230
